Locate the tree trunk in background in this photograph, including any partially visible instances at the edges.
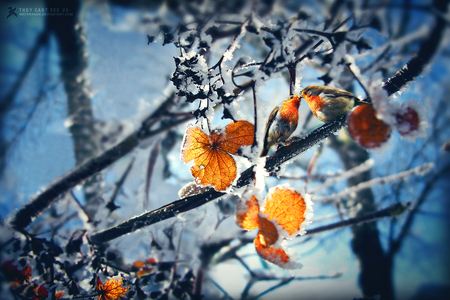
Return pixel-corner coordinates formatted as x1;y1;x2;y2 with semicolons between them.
46;0;102;214
329;135;394;300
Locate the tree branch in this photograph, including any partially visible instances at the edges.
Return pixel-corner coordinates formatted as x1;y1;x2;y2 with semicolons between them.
10;114;191;230
382;0;447;96
305;202;411;236
89;115;349;244
388;165;450;256
12;0;446;239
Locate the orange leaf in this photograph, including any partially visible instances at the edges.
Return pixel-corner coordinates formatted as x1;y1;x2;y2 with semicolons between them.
146;258;157;265
236;196;260;231
347;105;391;149
96;278;129;300
219;120;255;154
132;261;145;270
136;267;154;277
261;186;311;236
181;126;211;164
257;217;279;247
181;121;254;191
254;236;289;265
189;147;236;191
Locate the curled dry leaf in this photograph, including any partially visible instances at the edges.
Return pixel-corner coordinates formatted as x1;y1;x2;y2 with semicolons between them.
254;236;290;265
181;120;254;191
96;278;129;300
348;104;392;149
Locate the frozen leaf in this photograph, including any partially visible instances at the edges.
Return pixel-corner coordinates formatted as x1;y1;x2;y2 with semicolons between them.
132;261;145;270
235;186;312;269
261;186;311;237
181;121;254;191
235;195;260;231
395;107;419;135
1;260;31;285
394;101;427;141
254;235;290;265
256;217;279;247
96;278;129;300
348;105;392;149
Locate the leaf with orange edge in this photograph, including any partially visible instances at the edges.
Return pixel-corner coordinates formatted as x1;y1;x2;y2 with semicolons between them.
96;278;129;300
181;120;254;191
235;195;260;231
219;121;254;154
254;233;290;266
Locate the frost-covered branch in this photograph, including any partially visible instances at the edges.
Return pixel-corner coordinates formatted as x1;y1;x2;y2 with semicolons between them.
0;29;49;175
10;94;191;230
388;164;450;256
309;158;375;193
242;273;342;300
305;202;411;236
382;0;447;96
313;162;435;203
89;115;349;243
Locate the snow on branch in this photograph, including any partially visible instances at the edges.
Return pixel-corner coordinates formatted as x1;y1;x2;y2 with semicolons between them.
381;6;446;96
305;202;411;236
10;93;192;230
310;158;375;193
312;162;435;203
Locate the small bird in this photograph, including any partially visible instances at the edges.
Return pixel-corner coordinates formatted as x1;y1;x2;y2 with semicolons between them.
260;95;301;157
301;85;367;123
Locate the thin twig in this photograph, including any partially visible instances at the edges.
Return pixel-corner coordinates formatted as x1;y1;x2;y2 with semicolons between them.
70;191;94;223
313;162;434;203
388;164;450;256
208;276;235;300
11;115;192;230
305;202;411;236
89;115;348;244
144;140;160;211
107;156;136;213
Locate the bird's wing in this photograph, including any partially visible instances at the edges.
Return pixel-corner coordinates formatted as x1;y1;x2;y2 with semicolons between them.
262;106;279;148
321;87;356;99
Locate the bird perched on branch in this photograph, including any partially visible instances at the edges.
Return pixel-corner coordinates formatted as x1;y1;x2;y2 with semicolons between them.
301;85;368;123
260;95;301;157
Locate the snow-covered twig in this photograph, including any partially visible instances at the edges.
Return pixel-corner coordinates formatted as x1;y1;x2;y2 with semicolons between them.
309;158;375;193
305;202;411;236
313;162;434;203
